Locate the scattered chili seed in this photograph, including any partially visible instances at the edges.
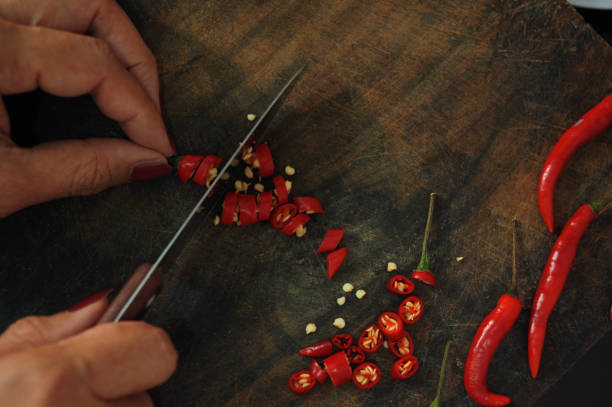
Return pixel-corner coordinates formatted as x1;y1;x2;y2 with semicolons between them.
254;183;265;192
305;322;317;335
285;165;296;176
387;262;398;272
295;224;307;237
383;340;389;349
247;113;256;121
333;318;346;329
221;172;230;181
355;289;366;299
342;283;354;293
337;296;346;306
244;166;254;179
213;215;220;225
230;158;240;167
456;256;464;262
285;180;293;193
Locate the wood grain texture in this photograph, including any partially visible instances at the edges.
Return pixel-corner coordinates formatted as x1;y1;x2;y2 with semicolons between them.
1;0;611;406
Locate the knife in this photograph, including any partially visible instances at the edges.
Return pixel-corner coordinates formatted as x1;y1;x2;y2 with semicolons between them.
96;66;305;324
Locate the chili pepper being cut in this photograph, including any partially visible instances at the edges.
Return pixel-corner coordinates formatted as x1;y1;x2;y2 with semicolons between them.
465;219;521;407
238;194;258;226
281;214;310;237
192;155;221;186
254;143;275;177
299;340;333;358
293;197;325;214
398;296;424;325
288;370;316;395
538;95;612;233
386;275;415;295
412;193;438;286
257;191;276;221
345;345;366;365
389;332;414;358
358;324;383;353
391;355;418;380
528;203;603;378
309;359;328;383
352;362;380;389
221;192;238;226
273;175;289;204
175;155;204;183
316;229;345;253
428;340;452;407
270;203;297;229
326;247;347;279
332;333;353;350
378;312;404;341
323;351;352;386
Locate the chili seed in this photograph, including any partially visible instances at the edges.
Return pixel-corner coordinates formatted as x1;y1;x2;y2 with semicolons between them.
247;113;256;121
285;165;296;176
305;322;317;335
230;158;240;167
387;262;398;272
285;180;293;193
456;256;464;262
355;289;366;299
383;340;389;349
254;183;264;192
213;215;220;225
336;296;346;306
342;283;354;292
221;172;230;181
333;318;346;329
244;166;254;179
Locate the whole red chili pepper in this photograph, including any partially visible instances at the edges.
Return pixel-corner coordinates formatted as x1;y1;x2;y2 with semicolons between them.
352;362;380;389
388;332;413;358
309;359;328;383
391;355;418;380
386;275;415;295
538;95;612;232
288;370;316;395
345;345;366;365
323;351;352;386
377;312;404;341
299;340;333;358
528;203;603;378
398;296;424;325
412;193;438;286
465;219;521;407
332;333;353;350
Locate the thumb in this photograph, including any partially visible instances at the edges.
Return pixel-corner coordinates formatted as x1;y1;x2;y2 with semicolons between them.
0;138;172;217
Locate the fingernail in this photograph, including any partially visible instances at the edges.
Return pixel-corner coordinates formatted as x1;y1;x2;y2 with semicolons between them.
130;161;173;182
68;288;112;312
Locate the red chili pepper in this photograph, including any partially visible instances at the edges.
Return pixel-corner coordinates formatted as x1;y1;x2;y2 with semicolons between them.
309;359;328;384
273;175;289;204
316;229;345;253
257;191;276;222
281;214;310;236
377;312;404;341
323;351;352;386
398;296;424;325
254;144;275;177
465;219;521;407
386;275;415;295
293;197;324;214
358;324;383;353
411;193;437;286
221;192;238;226
288;370;316;395
352;362;380;389
332;333;353;350
326;247;347;279
391;355;418;380
270;203;297;229
238;194;258;226
345;345;365;365
192;155;221;186
177;155;203;183
538;96;612;232
528;203;601;378
299;340;333;358
389;332;414;358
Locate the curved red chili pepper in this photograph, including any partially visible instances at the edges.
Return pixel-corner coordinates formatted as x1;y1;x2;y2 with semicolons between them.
398;296;424;325
332;333;353;350
391;355;418;380
177;155;203;183
386;275;415;295
238;194;258;226
221;192;238;226
293;197;324;214
528;203;599;378
323;351;352;386
257;191;276;221
389;332;414;358
299;340;332;358
358;324;383;353
273;175;289;204
309;359;328;384
345;345;365;365
270;203;298;229
538;96;612;232
326;247;347;279
288;370;316;395
352;362;380;389
192;155;221;186
254;144;274;177
316;229;345;253
377;312;404;341
281;213;310;236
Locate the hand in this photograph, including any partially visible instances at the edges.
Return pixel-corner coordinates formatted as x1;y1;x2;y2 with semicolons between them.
0;0;176;218
0;285;177;406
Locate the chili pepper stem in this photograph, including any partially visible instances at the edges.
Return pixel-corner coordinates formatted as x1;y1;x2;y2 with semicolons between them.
417;193;436;271
429;340;452;407
589;199;610;214
509;218;518;297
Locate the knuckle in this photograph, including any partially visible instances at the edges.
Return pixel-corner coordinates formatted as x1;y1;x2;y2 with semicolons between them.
69;142;113;196
6;316;49;346
89;36;115;64
31;351;79;404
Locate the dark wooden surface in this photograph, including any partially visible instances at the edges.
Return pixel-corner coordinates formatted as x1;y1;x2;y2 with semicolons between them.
1;0;611;406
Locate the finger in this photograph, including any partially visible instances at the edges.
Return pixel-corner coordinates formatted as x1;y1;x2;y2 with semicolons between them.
0;19;173;156
0;0;160;108
112;393;154;407
0;138;171;217
0;291;109;357
57;321;177;399
0;95;9;139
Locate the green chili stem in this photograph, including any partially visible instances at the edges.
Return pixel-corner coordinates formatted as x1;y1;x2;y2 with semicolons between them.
417;193;436;271
429;340;452;407
589;199;610;214
509;218;518;297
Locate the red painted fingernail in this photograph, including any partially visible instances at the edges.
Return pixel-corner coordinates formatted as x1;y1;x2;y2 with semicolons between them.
68;288;112;312
130;161;173;182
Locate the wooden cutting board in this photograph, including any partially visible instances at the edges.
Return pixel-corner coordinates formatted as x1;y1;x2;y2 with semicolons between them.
1;0;611;405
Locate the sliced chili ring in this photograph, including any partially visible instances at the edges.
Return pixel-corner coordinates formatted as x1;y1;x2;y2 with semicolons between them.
270;203;298;229
299;340;333;358
177;155;204;183
398;296;424;325
345;345;366;365
391;355;419;380
288;370;316;395
352;362;380;389
309;359;328;384
389;332;414;358
386;275;415;295
273;175;289;204
411;269;436;286
358;324;383;353
326;247;347;279
238;194;258;226
323;351;352;386
332;333;353;350
192;155;221;186
221;192;238;226
281;214;310;236
316;229;345;253
377;312;405;341
254;144;274;177
293;197;324;214
257;191;276;221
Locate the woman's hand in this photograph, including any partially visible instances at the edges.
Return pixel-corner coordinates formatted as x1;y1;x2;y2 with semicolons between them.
0;289;178;406
0;0;176;218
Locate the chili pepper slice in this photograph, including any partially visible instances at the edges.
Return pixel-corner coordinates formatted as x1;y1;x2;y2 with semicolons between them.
412;193;437;286
389;332;414;358
254;144;275;177
332;333;353;350
270;203;298;229
538;95;612;232
377;312;404;341
221;192;238;226
528;203;601;378
281;214;310;236
299;340;333;358
273;175;289;204
352;362;380;389
309;359;328;384
316;229;345;253
192;155;221;186
257;191;276;222
326;247;347;279
288;370;316;395
177;155;204;183
293;197;325;214
345;345;366;365
391;355;418;380
238;194;258;226
358;324;383;353
323;351;352;386
398;296;424;325
386;275;415;295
